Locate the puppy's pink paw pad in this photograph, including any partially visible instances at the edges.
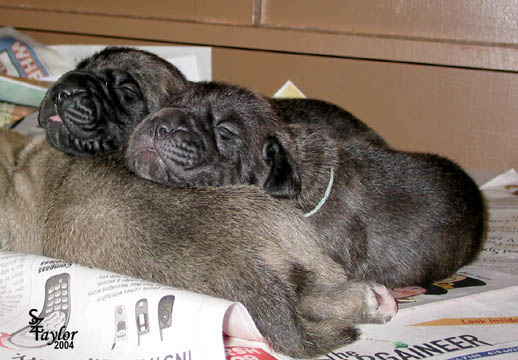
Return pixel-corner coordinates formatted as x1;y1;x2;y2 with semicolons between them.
368;285;398;323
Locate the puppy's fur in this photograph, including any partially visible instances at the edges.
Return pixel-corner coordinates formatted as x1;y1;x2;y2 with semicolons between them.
38;47;188;156
38;47;384;158
126;82;486;287
270;98;387;147
0;129;397;358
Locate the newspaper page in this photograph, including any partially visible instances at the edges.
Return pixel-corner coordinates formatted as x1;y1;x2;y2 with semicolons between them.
0;75;47;108
0;27;211;82
477;169;518;275
0;252;263;360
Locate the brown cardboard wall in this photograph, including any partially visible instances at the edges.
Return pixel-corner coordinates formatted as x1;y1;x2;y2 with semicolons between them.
261;0;518;44
3;0;518;171
2;2;518;70
0;0;256;25
212;49;518;172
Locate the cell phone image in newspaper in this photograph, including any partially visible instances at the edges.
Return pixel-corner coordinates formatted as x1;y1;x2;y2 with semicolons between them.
0;252;264;360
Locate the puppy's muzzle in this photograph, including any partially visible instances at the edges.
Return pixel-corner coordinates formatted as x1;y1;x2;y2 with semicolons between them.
148;109;206;169
44;71;117;155
54;88;100;139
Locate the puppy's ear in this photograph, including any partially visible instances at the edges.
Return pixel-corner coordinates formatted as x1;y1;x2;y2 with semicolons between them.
262;136;301;198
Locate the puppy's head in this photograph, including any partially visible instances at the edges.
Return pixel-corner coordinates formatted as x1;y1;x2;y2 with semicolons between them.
126;82;301;198
38;47;188;156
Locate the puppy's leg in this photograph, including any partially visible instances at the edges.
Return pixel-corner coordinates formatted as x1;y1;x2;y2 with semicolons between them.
298;281;397;325
290;256;397;325
292;281;397;355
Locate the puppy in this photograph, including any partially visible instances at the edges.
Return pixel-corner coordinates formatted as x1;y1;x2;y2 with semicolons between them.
270;98;387;147
126;81;486;288
38;47;188;156
0;129;397;358
38;47;384;158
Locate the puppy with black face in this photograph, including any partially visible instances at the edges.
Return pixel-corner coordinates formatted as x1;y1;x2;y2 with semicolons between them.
126;81;486;288
38;47;188;156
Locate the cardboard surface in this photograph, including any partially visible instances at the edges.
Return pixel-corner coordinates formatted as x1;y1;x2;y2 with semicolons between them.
1;0;518;172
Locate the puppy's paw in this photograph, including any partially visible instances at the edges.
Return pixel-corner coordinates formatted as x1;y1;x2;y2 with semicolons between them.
364;284;398;324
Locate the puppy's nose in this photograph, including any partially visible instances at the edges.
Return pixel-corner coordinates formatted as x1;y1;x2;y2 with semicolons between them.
156;118;174;138
54;88;85;104
154;114;189;139
152;108;191;139
56;89;72;103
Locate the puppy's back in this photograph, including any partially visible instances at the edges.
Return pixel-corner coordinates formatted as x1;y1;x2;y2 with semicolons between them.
270;98;387;146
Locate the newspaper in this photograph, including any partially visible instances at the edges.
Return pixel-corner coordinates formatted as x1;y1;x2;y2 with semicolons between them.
477;169;518;275
0;252;264;360
0;75;48;108
0;27;211;83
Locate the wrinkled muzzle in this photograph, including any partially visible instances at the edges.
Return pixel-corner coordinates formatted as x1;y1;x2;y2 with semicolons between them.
38;71;118;156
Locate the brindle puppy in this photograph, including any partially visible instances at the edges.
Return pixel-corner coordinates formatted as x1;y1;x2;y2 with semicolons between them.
0;129;397;358
126;81;486;288
38;47;188;156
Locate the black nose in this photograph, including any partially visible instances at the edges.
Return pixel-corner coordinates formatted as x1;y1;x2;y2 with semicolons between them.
54;88;86;104
55;89;72;104
156;117;174;138
52;70;95;104
153;109;188;139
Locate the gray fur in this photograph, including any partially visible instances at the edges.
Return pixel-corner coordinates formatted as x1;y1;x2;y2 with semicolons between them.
270;98;387;147
126;81;487;287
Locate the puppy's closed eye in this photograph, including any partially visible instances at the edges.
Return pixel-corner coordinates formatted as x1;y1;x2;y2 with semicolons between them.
215;121;238;140
114;81;141;103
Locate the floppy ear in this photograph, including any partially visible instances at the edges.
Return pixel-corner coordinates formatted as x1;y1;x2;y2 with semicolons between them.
262;136;301;198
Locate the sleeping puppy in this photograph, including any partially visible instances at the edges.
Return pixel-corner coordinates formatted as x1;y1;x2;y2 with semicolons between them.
0;129;397;358
38;47;384;158
126;81;486;288
38;46;188;156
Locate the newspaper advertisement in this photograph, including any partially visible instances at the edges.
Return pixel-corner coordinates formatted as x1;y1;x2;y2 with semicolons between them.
0;252;263;360
477;169;518;275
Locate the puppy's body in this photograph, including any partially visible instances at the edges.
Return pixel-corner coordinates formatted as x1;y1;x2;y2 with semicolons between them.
126;82;486;287
283;124;485;286
0;130;396;358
